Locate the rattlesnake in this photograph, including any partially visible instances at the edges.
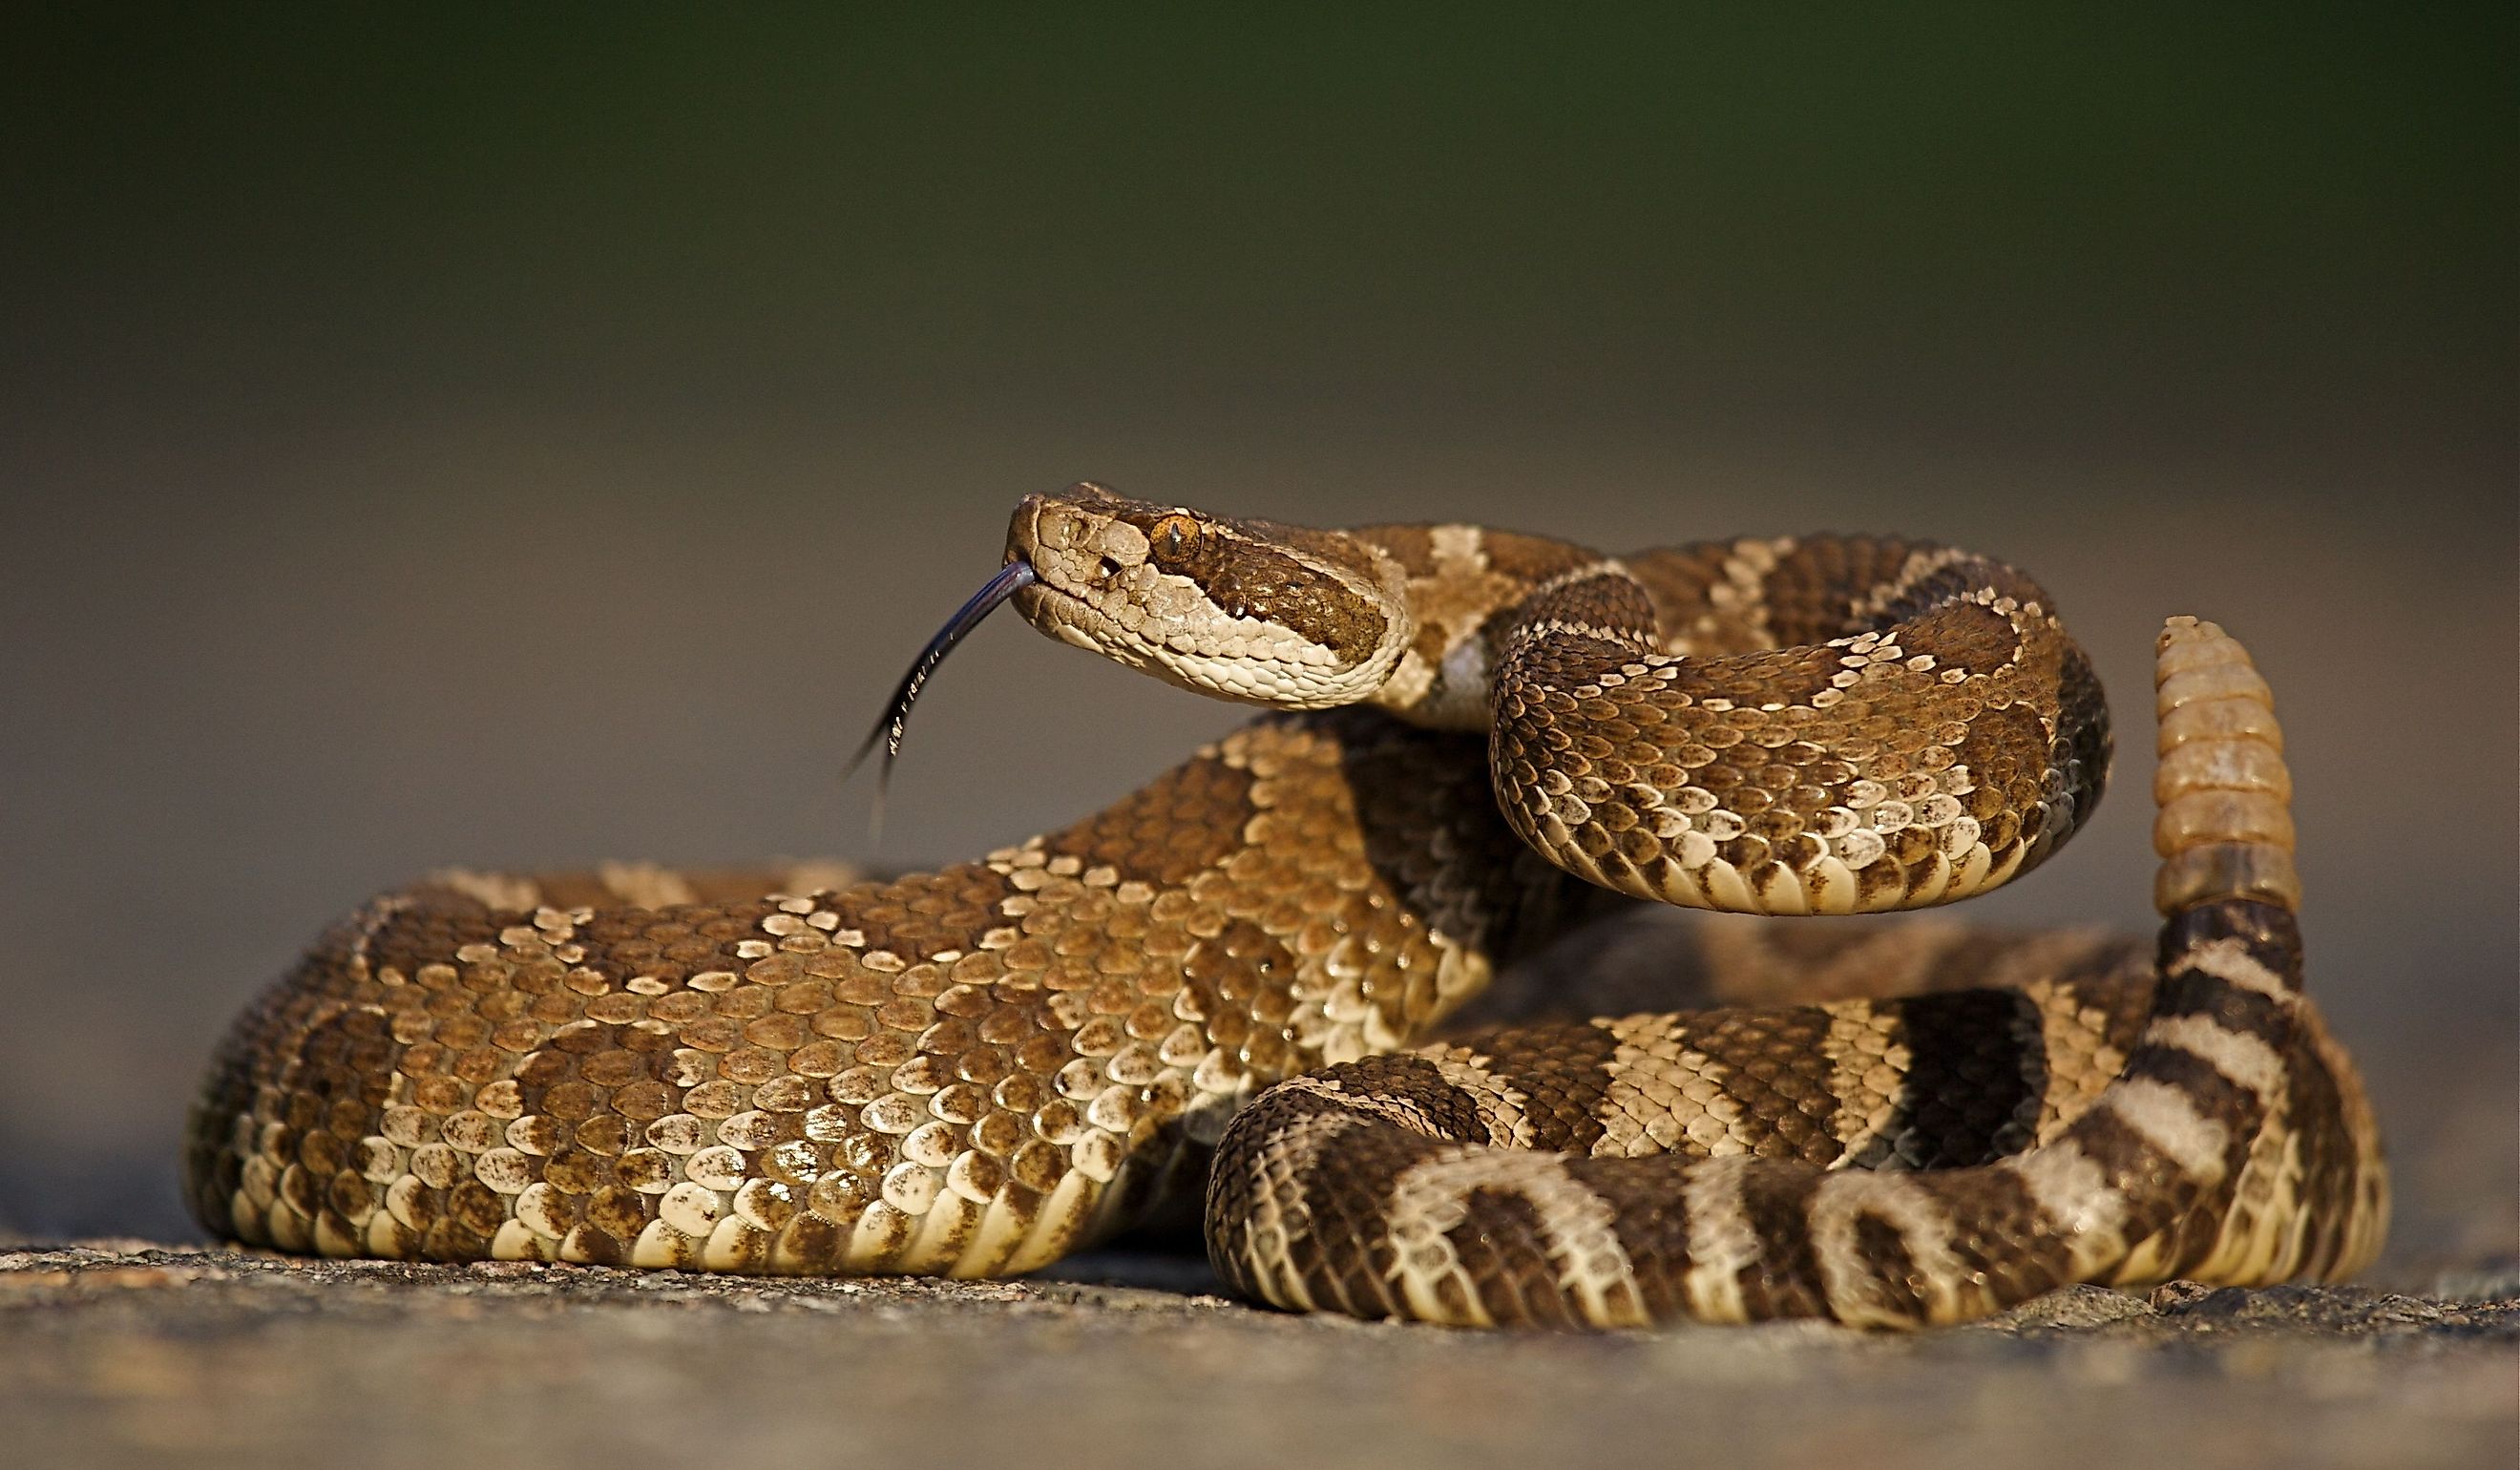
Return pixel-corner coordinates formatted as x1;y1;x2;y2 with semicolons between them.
186;485;2385;1327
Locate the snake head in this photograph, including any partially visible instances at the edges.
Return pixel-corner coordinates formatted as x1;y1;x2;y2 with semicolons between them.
1006;483;1415;707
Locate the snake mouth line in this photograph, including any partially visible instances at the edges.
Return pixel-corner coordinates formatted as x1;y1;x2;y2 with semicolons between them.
847;557;1039;785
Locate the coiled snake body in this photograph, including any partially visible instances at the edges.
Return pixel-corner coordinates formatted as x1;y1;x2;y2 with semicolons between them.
188;486;2385;1327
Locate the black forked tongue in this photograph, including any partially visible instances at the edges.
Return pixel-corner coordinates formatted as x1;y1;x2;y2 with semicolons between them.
845;559;1039;824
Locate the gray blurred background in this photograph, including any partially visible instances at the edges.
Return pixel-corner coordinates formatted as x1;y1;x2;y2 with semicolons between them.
4;11;2511;1273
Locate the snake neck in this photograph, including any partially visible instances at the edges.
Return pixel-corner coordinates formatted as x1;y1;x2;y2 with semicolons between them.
1354;524;1614;730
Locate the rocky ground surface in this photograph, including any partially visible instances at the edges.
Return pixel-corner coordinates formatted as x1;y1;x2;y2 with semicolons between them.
2;1240;2512;1470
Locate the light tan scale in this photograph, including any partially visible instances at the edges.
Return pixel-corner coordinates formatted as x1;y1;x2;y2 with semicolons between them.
187;486;2383;1329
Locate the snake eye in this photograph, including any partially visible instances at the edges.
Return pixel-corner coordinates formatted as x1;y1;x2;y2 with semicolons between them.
1150;514;1197;560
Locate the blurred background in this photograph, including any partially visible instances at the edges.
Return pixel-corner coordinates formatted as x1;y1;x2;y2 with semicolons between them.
4;11;2511;1274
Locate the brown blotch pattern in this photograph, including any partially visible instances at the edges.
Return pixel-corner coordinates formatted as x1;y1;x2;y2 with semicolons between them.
1138;512;1392;666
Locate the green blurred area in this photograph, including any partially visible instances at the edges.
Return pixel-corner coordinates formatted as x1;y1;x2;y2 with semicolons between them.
8;9;2510;464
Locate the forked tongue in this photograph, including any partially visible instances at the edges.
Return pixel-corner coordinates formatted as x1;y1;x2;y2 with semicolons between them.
845;558;1039;842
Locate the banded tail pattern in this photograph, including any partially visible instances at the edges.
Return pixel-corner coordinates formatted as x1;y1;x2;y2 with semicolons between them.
1205;618;2384;1328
